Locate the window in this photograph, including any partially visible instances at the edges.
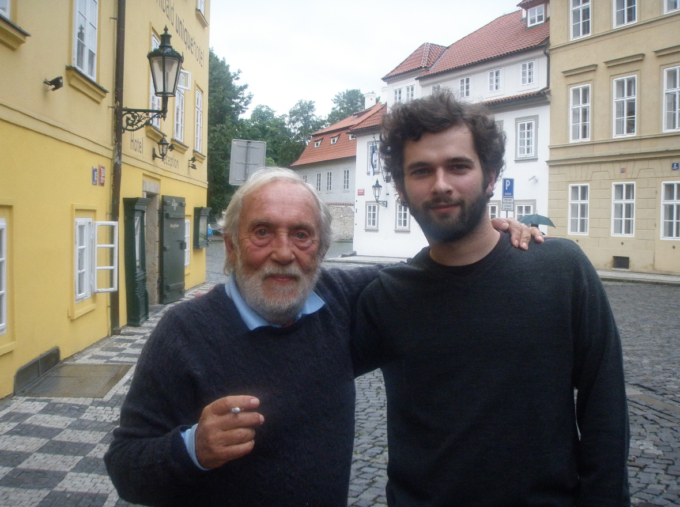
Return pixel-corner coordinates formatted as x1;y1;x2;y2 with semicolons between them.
314;139;322;148
331;136;339;145
74;219;118;302
343;169;350;191
197;0;205;14
366;203;378;230
326;172;332;192
459;77;471;98
394;88;402;103
612;182;635;236
302;175;307;183
184;219;191;267
662;182;680;238
515;204;533;221
488;203;499;220
348;134;356;141
572;0;591;39
405;85;415;102
614;0;636;27
174;70;190;142
316;173;322;192
521;61;535;86
489;70;501;92
571;84;591;141
614;76;636;137
0;218;6;335
149;34;161;128
517;118;536;158
666;0;679;13
664;67;680;131
396;202;410;231
73;0;99;79
528;4;545;26
569;184;589;234
195;88;203;151
432;84;441;94
0;0;9;18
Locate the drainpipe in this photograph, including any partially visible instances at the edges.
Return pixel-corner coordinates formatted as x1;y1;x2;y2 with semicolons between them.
110;0;126;333
543;41;550;89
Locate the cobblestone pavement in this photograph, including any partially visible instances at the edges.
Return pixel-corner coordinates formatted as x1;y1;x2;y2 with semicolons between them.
0;250;678;506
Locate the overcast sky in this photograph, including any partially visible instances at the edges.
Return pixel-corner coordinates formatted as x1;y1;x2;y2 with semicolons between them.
209;0;524;118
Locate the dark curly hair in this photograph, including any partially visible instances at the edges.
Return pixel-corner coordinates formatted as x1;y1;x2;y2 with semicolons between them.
380;90;505;195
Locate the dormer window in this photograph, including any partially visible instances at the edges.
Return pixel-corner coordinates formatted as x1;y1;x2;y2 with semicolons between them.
348;134;356;141
314;140;322;148
528;4;545;26
331;136;339;145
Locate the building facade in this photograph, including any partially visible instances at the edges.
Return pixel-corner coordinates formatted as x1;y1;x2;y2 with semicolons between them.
0;0;210;398
548;0;680;274
353;3;551;258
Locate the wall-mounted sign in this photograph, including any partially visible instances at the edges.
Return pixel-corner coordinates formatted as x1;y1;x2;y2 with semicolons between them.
673;162;679;171
99;165;105;186
358;189;365;196
92;167;98;185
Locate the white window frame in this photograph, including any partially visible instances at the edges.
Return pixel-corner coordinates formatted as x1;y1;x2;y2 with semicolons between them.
521;61;535;86
569;184;590;235
528;4;545;26
348;134;356;141
571;0;591;39
73;0;98;80
174;70;190;142
316;173;322;192
515;204;534;221
195;88;203;151
613;75;637;137
432;84;441;94
488;203;499;220
184;219;191;267
395;202;410;231
516;117;537;159
614;0;636;27
330;136;339;145
149;34;162;128
664;67;680;132
0;218;6;336
326;172;332;192
661;182;680;239
0;0;9;18
314;139;322;148
75;219;118;302
459;77;471;98
612;182;635;236
343;169;350;191
394;88;402;103
405;85;415;102
570;84;591;142
666;0;680;13
365;203;378;230
488;69;501;92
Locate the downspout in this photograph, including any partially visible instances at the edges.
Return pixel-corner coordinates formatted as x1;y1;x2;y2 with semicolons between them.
110;0;126;333
543;41;550;89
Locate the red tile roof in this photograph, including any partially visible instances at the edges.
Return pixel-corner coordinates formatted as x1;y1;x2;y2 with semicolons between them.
383;43;448;80
419;10;549;79
291;103;384;167
349;104;387;135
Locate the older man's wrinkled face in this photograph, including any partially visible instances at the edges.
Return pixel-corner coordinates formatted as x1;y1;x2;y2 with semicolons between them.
225;180;322;325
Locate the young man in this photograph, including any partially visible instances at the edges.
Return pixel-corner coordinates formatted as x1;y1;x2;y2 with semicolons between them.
353;92;630;506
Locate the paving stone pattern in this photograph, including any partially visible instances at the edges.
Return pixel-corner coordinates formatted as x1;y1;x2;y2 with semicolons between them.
0;277;679;506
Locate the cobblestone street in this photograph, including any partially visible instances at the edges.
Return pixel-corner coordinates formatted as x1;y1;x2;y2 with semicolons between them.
0;242;678;506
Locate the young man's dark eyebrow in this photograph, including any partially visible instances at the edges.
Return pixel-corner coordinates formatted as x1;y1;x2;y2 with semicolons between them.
406;156;475;172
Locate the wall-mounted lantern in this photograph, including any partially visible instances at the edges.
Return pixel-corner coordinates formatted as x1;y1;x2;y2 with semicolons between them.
372;179;388;207
152;137;174;161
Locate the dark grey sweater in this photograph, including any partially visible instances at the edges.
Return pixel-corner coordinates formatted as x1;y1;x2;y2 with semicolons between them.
105;267;379;507
353;234;630;507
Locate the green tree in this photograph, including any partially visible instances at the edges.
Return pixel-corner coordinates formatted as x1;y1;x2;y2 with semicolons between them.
326;89;365;125
207;49;252;220
287;100;325;145
239;105;305;168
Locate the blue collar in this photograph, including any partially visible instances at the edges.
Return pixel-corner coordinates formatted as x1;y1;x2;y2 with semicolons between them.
225;275;325;330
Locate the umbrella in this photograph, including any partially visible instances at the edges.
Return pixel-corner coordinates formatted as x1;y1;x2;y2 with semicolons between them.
518;214;555;227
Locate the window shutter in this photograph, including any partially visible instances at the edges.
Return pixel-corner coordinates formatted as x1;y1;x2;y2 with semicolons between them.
92;221;118;293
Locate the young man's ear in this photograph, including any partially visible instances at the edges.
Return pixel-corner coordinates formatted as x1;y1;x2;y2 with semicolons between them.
486;173;498;198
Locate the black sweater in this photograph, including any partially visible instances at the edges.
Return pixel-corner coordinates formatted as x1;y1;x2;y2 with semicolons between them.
353;234;630;507
105;267;379;507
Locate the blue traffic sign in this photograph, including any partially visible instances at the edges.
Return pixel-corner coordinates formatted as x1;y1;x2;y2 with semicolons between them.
502;178;514;198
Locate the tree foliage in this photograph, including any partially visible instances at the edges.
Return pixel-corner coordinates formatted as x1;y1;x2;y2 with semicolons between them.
326;89;365;125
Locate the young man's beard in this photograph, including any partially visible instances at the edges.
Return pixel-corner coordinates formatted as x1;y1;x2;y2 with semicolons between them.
234;260;321;326
405;183;491;244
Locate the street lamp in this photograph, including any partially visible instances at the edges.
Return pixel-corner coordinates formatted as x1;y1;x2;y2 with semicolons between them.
372;179;388;207
152;137;174;160
121;27;183;132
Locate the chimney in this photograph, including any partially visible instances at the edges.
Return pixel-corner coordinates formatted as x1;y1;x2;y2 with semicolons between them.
364;92;377;109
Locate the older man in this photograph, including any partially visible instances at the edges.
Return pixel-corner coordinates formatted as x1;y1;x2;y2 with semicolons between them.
105;168;537;506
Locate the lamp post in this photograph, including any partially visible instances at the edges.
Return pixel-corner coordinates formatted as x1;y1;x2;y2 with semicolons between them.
120;27;183;132
372;179;388;207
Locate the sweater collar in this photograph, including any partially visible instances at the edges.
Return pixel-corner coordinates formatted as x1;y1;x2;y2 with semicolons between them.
225;275;325;331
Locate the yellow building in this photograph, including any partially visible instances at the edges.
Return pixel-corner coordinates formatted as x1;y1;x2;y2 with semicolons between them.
548;0;680;274
0;0;210;398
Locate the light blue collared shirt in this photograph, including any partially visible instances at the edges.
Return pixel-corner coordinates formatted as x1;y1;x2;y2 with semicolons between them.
182;275;326;470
